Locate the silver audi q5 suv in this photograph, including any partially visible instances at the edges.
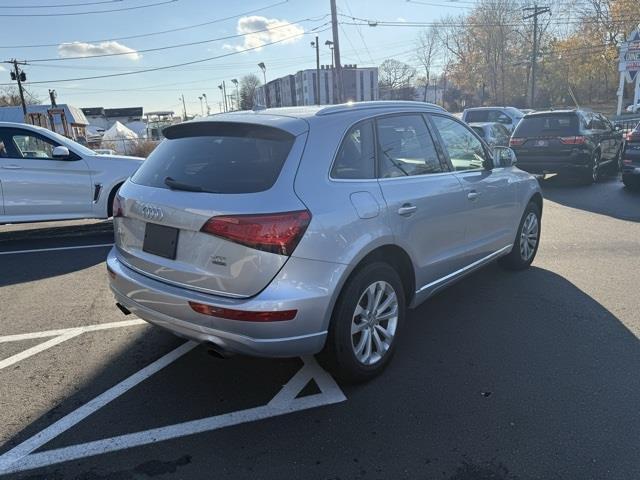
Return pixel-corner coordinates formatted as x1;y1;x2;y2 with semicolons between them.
107;101;542;382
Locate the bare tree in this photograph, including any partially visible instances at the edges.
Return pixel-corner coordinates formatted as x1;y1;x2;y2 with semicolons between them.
378;59;417;100
239;73;262;110
415;27;441;102
0;87;41;107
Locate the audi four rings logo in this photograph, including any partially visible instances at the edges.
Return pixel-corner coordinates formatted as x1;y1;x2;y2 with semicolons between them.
140;204;164;221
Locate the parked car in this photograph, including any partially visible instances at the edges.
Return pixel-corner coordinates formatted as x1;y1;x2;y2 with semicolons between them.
469;122;511;148
509;110;624;184
461;107;525;133
107;101;542;382
626;102;640;114
622;122;640;190
94;148;117;155
0;122;143;224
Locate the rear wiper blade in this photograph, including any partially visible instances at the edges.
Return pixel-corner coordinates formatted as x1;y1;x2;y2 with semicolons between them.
164;176;203;192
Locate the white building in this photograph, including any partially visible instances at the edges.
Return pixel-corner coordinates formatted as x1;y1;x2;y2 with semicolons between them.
257;65;378;108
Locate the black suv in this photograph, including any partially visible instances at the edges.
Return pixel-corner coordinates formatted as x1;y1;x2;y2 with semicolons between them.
622;122;640;190
509;110;624;184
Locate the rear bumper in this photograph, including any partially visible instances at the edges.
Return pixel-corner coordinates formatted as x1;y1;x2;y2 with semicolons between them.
107;248;348;357
515;152;591;175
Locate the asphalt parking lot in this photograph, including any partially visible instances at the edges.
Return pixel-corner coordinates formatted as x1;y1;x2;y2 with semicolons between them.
1;175;639;480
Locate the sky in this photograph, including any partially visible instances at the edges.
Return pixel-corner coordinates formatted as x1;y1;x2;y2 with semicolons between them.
0;0;464;115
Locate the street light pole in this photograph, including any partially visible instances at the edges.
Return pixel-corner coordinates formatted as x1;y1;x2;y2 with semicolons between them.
231;79;240;110
202;93;210;115
198;96;204;116
311;37;321;105
179;94;187;120
258;62;268;107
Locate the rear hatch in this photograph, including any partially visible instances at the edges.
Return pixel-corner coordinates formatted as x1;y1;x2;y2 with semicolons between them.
510;113;581;159
113;119;310;298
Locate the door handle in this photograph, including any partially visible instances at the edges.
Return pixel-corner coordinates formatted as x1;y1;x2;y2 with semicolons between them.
467;191;480;201
397;204;417;216
2;164;21;170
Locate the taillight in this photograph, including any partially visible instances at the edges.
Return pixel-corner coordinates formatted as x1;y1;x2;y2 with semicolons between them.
112;194;123;218
188;301;297;322
623;159;632;165
559;136;586;145
200;210;311;256
509;138;525;146
626;133;640;142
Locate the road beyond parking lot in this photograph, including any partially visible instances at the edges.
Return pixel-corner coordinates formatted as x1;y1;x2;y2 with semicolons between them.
1;176;639;479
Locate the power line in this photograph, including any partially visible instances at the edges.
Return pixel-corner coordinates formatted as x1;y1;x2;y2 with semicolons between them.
0;0;177;17
0;0;122;8
0;25;331;86
0;0;289;48
16;15;328;63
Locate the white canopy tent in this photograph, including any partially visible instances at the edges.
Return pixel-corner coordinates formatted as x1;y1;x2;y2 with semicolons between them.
101;121;138;154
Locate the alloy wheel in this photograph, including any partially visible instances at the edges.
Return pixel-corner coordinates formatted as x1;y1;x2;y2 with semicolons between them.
350;281;398;365
519;212;539;261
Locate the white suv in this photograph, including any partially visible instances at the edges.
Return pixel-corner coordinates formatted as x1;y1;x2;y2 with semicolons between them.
0;122;143;224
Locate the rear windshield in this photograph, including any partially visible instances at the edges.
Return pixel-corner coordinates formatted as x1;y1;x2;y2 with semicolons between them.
465;111;489;123
514;114;579;137
131;122;295;194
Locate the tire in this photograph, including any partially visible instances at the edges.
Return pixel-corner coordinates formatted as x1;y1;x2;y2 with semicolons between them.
319;262;406;383
498;201;541;271
578;151;600;185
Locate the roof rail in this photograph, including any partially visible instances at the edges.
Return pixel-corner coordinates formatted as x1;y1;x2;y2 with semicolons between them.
316;100;445;116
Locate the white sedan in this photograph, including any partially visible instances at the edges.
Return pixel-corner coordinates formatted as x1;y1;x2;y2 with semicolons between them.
0;122;143;224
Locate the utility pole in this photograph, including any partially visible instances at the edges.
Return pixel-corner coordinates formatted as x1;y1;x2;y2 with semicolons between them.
329;0;343;104
524;5;550;109
10;60;28;116
180;94;187;120
311;37;321;104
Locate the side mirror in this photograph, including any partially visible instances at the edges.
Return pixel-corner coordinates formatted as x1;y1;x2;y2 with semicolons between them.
52;146;70;158
492;146;517;168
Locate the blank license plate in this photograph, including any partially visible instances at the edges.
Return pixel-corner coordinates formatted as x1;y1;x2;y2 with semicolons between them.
143;223;179;259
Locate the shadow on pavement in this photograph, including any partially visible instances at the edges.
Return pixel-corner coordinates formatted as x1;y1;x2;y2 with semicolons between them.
539;174;640;222
2;263;639;479
0;247;109;287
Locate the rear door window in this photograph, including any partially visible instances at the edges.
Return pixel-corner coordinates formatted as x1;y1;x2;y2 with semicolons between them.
514;114;579;137
131;122;295;194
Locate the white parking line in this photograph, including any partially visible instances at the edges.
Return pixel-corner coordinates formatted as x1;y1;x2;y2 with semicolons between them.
0;332;82;371
0;353;346;475
0;319;146;343
0;341;198;472
0;243;113;255
0;319;147;371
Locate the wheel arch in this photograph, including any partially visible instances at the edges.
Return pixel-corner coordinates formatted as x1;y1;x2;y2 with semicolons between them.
529;191;543;215
335;244;416;312
106;181;125;217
